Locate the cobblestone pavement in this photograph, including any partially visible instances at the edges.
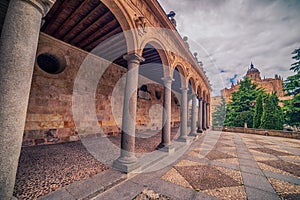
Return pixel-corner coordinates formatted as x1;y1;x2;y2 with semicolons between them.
13;142;108;199
13;128;180;200
94;131;300;200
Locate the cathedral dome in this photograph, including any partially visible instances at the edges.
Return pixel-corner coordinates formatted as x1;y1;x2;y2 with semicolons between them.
247;62;260;74
246;62;261;80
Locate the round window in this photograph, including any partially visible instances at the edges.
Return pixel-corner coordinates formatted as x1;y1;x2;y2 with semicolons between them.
37;53;64;74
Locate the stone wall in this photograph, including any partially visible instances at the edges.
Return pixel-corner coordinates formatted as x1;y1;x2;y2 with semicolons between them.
23;33;181;146
212;126;300;139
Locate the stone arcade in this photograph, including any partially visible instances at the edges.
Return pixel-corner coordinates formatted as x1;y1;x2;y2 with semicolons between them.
0;0;211;199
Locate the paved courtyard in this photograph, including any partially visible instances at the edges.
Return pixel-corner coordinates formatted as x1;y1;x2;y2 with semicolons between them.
94;131;300;200
22;130;300;200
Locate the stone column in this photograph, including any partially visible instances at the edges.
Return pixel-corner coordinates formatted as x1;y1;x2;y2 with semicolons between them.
178;87;188;142
189;93;197;136
159;76;174;152
113;53;144;173
206;103;210;129
203;101;207;130
197;98;203;133
0;0;55;199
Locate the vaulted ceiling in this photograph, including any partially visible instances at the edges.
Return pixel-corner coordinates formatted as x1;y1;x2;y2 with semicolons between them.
41;0;162;68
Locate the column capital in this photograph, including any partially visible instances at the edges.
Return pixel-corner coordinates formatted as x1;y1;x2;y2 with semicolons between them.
191;93;198;98
180;87;188;91
161;76;174;86
161;76;174;82
22;0;56;16
123;53;145;64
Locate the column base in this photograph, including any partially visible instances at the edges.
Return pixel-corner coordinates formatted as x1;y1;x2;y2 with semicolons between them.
157;143;175;154
112;157;140;173
189;131;197;137
177;137;191;145
197;129;203;133
160;145;175;154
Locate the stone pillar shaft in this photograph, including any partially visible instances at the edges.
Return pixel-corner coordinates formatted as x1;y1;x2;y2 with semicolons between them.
206;103;210;128
178;87;188;141
203;101;207;130
197;98;203;132
0;0;54;198
189;93;197;136
113;53;144;172
161;77;173;147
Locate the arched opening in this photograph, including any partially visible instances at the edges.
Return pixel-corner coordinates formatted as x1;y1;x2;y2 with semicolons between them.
132;43;179;152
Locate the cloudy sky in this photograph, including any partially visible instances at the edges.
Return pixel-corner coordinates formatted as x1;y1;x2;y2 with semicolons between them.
158;0;300;96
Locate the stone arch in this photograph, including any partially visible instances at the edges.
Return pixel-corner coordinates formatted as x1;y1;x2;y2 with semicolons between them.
101;0;137;53
188;77;197;93
139;38;170;77
197;85;202;99
173;64;187;88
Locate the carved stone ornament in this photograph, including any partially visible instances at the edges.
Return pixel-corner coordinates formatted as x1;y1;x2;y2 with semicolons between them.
134;15;147;36
186;67;190;76
169;52;176;65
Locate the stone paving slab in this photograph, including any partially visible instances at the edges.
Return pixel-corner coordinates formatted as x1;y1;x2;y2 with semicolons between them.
238;158;260;168
242;172;276;194
245;187;280;200
93;181;144;200
65;177;100;200
39;189;75;200
240;165;264;176
263;170;300;185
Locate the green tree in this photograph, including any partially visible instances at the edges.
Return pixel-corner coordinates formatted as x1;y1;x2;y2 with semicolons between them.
212;96;226;126
283;47;300;127
270;93;283;130
224;77;260;128
283;94;300;127
253;93;263;128
261;93;283;130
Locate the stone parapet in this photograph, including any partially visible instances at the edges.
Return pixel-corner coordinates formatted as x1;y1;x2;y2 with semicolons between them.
212;126;300;139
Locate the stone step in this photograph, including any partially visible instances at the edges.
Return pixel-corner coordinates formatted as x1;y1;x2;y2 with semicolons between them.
39;169;126;200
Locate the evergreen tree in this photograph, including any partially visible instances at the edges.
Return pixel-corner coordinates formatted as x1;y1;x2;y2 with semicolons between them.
261;93;283;130
224;77;260;128
260;94;274;129
212;96;226;126
283;47;300;128
253;93;263;128
270;93;283;130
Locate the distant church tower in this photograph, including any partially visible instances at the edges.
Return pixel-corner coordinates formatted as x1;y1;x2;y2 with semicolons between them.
246;62;261;81
221;62;289;105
